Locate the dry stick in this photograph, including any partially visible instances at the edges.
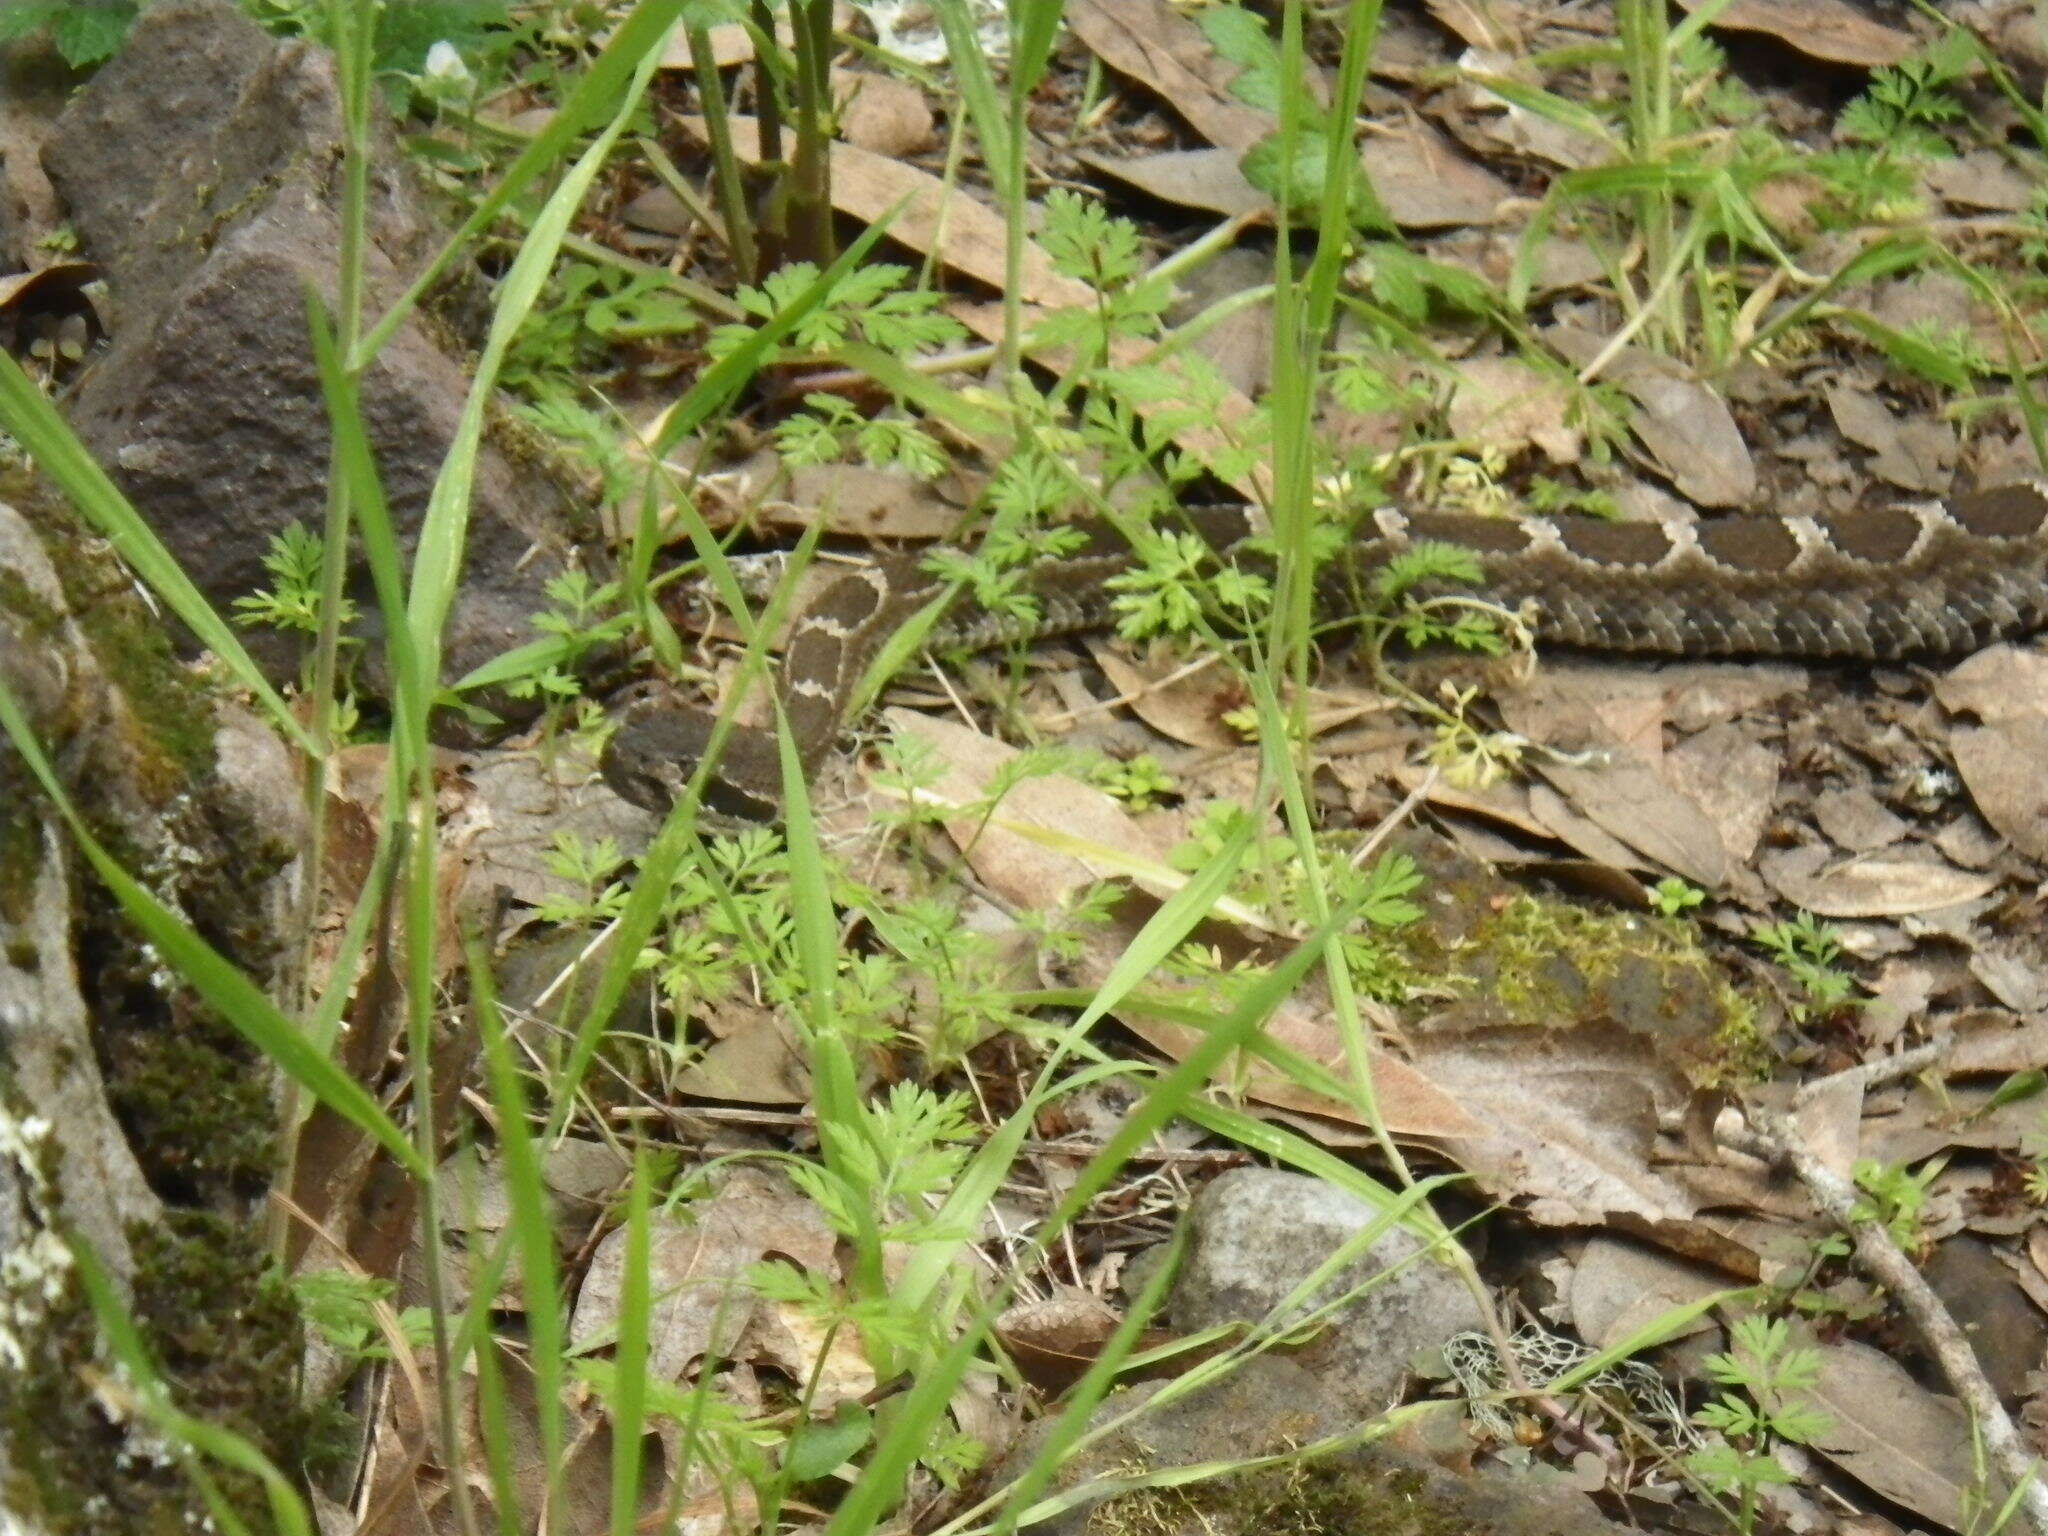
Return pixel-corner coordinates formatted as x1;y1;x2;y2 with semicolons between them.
1721;1101;2048;1536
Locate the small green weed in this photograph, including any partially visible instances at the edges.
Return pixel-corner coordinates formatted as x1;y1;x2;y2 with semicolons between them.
1752;912;1859;1022
1650;878;1706;917
1850;1155;1947;1257
1687;1316;1832;1536
1815;30;1978;223
1094;753;1177;810
0;0;136;66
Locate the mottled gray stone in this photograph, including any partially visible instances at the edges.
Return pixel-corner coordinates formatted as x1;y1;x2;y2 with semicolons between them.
1169;1167;1487;1413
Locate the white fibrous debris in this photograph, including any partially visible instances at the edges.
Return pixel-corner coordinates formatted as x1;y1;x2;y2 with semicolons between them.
852;0;1010;67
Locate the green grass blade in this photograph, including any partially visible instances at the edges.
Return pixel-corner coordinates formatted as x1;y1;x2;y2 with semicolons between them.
610;1153;653;1536
0;350;317;757
408;36;668;679
69;1236;315;1536
469;933;568;1535
0;676;425;1181
353;0;696;368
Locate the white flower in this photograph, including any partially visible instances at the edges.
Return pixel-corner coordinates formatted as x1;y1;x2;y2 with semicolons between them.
419;41;474;107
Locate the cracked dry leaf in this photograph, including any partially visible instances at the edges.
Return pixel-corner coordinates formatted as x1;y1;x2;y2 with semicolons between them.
1677;0;1914;67
1567;1235;1726;1351
569;1165;838;1384
1088;640;1244;750
1056;915;1483;1139
1409;1022;1704;1230
1446;357;1581;462
879;709;1187;914
994;1287;1131;1396
1936;647;2048;862
1077;147;1272;221
1360;118;1514;229
1757;844;1997;918
1804;1338;1981;1531
1066;0;1280;152
676;117;1092;308
1497;671;1731;888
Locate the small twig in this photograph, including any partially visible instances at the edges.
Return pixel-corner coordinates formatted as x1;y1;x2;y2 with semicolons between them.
1791;1034;1952;1107
1720;1104;2048;1536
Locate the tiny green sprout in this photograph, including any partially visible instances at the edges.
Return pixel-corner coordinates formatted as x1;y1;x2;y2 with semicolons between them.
233;521;352;637
1850;1155;1947;1256
1753;911;1859;1020
1651;878;1706;917
2020;1111;2048;1206
1095;754;1176;810
1687;1315;1832;1536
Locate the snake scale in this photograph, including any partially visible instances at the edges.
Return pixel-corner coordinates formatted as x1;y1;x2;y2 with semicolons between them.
599;480;2048;820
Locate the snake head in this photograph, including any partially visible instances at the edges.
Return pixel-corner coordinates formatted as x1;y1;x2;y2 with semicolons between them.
600;696;786;824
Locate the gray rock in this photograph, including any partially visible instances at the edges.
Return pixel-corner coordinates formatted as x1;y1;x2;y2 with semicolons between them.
41;0;584;697
991;1357;1638;1536
1169;1167;1486;1413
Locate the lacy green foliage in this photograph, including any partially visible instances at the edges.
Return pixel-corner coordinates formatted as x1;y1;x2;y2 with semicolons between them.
1198;5;1385;225
234;520;356;638
711;262;965;359
1812;30;1979;222
505;260;702;392
1751;911;1859;1023
1849;1155;1947;1256
1688;1316;1831;1535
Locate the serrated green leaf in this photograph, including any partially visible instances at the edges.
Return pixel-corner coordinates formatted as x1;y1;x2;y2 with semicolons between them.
51;0;134;64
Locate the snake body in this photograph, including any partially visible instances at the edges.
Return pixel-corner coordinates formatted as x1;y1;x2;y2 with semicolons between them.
599;481;2048;818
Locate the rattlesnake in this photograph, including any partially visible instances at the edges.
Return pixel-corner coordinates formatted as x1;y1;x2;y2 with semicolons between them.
599;481;2048;819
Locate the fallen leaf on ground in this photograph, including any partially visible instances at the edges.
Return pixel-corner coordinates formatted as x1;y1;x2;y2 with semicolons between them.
1804;1338;1980;1530
1680;0;1914;68
1077;146;1271;220
1758;845;1997;918
1067;0;1281;152
1446;357;1581;462
676;117;1092;307
570;1165;838;1383
1361;118;1514;229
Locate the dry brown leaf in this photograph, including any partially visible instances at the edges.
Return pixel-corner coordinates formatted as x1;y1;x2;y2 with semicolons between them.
1810;785;1909;853
880;709;1180;911
835;69;934;157
1361;118;1514;229
1567;1235;1727;1350
1679;0;1915;68
687;448;976;541
1663;721;1779;865
1758;846;1998;918
1498;674;1731;887
672;998;811;1105
1066;0;1277;151
1925;148;2041;212
1805;1338;1980;1530
1088;641;1243;749
994;1288;1128;1396
1935;644;2048;728
676;117;1092;307
745;1301;877;1413
1936;650;2048;861
1445;357;1580;462
1423;0;1517;50
1620;372;1756;507
1075;146;1272;220
1410;1023;1703;1229
569;1166;838;1383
